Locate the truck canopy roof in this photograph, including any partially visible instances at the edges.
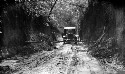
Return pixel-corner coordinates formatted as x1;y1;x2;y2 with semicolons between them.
64;27;76;29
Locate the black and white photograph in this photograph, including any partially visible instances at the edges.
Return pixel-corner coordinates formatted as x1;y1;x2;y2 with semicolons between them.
0;0;125;74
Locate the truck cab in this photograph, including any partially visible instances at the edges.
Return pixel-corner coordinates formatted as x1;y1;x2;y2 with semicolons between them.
62;27;78;44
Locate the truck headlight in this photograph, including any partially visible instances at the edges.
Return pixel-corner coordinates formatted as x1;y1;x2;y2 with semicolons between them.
63;35;66;37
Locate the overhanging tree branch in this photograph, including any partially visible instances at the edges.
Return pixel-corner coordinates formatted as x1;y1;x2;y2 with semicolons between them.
48;0;58;16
